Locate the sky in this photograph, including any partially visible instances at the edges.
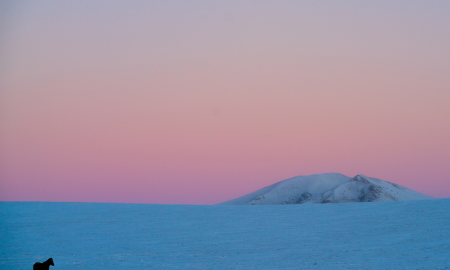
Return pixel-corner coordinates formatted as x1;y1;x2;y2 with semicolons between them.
1;0;449;204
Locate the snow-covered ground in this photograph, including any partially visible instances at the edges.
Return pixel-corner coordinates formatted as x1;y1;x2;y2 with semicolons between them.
1;200;449;269
220;173;434;205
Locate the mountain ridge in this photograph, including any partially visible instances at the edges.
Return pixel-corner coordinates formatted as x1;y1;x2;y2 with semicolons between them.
219;173;433;205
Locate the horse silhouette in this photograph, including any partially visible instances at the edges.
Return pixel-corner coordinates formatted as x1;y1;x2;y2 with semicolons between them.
33;258;54;270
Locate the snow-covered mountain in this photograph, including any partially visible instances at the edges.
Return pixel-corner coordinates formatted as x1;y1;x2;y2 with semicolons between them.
219;173;434;205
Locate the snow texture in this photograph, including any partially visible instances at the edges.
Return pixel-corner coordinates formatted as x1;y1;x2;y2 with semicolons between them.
1;200;450;269
220;173;434;205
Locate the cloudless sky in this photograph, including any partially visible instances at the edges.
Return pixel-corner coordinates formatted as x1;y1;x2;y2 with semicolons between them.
1;0;449;204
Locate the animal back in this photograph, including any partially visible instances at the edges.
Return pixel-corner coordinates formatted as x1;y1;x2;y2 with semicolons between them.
33;262;49;270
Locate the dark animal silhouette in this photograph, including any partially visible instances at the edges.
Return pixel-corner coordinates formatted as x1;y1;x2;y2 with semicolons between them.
33;258;54;270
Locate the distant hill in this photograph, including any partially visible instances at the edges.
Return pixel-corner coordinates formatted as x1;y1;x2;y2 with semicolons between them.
219;173;434;205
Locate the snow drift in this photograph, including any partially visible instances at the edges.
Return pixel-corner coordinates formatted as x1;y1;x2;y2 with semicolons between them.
220;173;434;205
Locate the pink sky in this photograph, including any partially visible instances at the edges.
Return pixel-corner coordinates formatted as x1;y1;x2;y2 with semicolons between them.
1;1;449;204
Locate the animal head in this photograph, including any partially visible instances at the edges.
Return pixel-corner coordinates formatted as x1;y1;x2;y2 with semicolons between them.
47;258;54;266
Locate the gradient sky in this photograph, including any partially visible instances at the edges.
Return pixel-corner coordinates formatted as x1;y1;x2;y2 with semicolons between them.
1;0;449;204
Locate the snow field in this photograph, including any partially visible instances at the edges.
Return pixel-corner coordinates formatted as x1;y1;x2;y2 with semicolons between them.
1;199;449;269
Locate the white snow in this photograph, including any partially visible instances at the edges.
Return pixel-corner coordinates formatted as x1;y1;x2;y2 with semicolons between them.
1;200;449;269
220;173;434;205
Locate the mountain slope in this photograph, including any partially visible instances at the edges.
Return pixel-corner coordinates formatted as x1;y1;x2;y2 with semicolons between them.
219;173;433;205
